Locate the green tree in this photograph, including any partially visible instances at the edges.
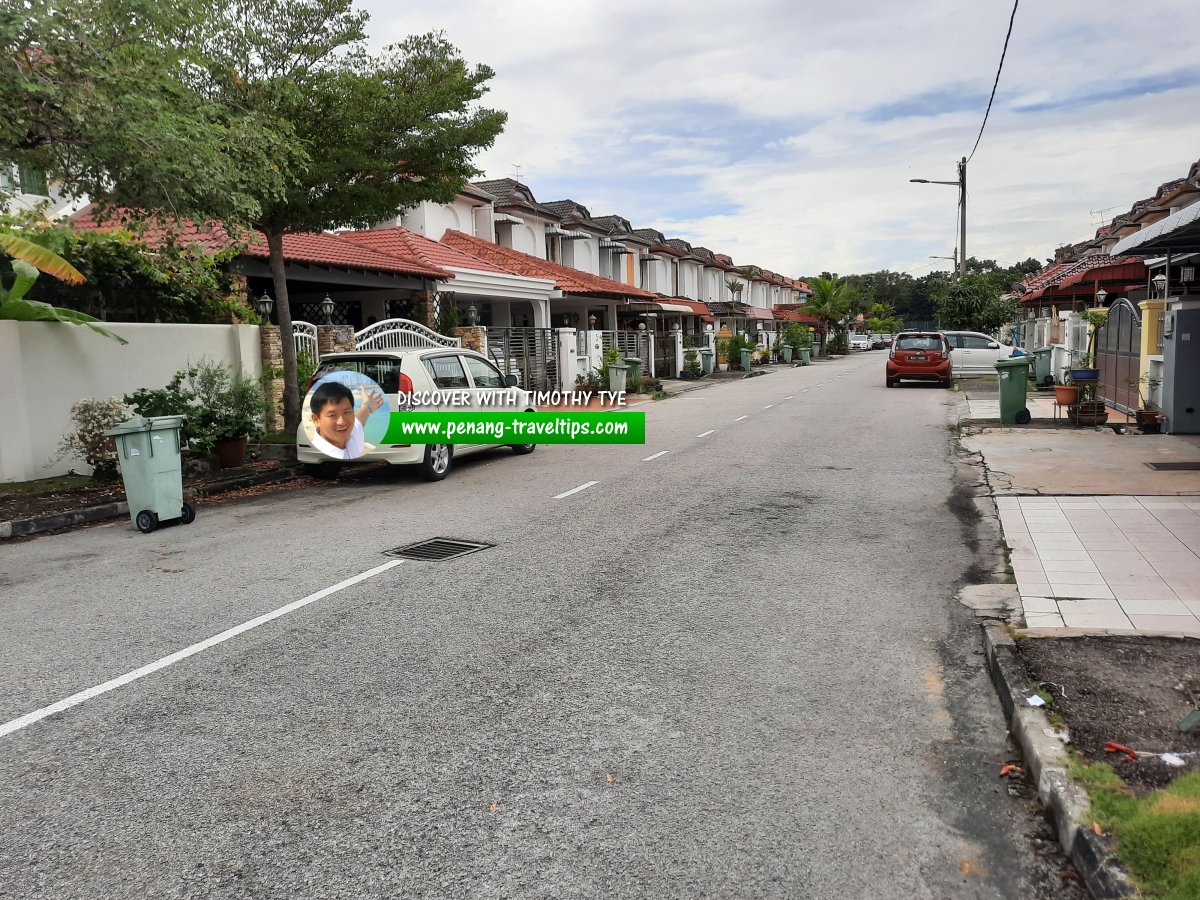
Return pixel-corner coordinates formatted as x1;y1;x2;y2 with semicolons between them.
933;274;1021;333
198;3;506;429
804;275;858;348
0;0;297;222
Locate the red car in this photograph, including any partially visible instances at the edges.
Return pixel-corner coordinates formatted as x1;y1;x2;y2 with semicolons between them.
886;332;952;387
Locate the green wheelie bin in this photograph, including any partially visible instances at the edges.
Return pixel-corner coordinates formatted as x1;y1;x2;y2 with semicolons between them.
104;415;195;533
994;357;1033;425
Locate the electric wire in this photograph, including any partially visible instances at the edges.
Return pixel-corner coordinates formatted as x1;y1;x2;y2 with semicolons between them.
966;0;1019;164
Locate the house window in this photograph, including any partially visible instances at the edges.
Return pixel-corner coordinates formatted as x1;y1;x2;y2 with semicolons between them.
18;166;48;196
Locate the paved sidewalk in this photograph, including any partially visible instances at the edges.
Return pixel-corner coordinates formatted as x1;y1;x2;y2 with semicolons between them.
997;495;1200;634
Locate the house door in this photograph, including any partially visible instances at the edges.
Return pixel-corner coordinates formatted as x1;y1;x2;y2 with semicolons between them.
1096;298;1141;415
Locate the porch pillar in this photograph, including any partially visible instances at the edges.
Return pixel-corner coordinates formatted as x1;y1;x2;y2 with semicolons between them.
317;324;355;355
673;329;684;375
453;325;487;355
644;331;656;379
531;298;551;329
259;325;285;433
411;290;435;328
585;329;604;375
1139;299;1165;383
555;328;577;392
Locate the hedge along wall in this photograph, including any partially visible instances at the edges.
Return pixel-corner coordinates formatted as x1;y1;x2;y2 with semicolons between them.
0;321;262;483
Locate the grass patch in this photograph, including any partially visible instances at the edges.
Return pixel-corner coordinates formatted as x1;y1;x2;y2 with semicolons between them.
258;431;295;445
651;390;671;400
0;474;96;496
1070;761;1200;899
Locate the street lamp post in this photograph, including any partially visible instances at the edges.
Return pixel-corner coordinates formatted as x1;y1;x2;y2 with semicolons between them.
911;156;967;281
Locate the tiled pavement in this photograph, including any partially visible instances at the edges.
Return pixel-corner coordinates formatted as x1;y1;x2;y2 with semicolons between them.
965;393;1135;423
997;495;1200;634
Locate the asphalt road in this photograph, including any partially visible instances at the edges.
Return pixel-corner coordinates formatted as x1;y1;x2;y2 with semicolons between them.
0;354;1076;899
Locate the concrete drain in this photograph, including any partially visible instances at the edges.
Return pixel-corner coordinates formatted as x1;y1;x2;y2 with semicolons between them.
385;538;494;561
1144;462;1200;471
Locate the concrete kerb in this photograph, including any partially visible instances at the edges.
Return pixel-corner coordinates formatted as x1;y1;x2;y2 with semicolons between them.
0;463;303;540
951;394;1137;899
982;624;1136;899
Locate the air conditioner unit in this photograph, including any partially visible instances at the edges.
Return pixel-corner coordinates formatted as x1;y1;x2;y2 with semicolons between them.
1058;311;1072;321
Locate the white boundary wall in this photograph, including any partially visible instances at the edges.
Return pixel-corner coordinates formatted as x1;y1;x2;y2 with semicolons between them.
0;322;261;482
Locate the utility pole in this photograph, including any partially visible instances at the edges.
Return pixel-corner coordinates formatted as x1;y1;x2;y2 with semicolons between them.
912;158;968;281
957;156;967;281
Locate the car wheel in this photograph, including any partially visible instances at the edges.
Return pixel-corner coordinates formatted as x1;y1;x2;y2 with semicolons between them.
419;443;452;481
510;443;536;455
304;461;341;480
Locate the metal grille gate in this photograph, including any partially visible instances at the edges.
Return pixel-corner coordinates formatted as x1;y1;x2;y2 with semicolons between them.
1096;298;1141;415
486;327;557;391
654;332;676;377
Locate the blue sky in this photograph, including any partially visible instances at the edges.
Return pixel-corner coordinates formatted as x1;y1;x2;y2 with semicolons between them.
364;0;1200;278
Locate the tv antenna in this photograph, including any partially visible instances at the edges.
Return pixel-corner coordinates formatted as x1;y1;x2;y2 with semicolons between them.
1090;205;1119;227
511;164;524;181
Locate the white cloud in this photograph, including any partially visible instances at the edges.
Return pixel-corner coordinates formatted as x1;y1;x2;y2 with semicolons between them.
360;0;1200;275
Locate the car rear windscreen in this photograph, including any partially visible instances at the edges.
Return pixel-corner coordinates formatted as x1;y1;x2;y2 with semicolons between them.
314;357;404;393
895;336;943;351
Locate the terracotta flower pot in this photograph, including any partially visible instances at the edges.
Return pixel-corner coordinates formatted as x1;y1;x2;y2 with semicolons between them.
1054;385;1079;405
214;436;248;469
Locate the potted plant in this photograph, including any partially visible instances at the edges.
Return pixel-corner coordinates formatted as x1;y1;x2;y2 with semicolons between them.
211;374;267;468
1069;308;1108;382
1054;367;1079;406
1130;373;1165;433
682;349;702;379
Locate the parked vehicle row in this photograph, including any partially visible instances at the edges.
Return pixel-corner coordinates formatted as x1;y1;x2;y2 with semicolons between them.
886;330;1014;387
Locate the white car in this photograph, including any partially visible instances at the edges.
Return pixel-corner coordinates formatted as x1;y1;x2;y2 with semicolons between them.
942;330;1014;375
849;334;872;351
297;347;537;481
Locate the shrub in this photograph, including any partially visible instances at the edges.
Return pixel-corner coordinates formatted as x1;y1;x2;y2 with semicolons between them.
51;397;131;480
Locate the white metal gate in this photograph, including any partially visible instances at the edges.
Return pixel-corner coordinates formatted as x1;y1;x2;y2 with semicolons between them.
292;321;318;363
355;318;461;351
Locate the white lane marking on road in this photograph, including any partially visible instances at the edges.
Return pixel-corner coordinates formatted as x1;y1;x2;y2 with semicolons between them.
784;396;794;400
554;481;598;499
735;415;750;422
0;560;405;740
697;430;715;438
642;450;670;461
763;404;775;409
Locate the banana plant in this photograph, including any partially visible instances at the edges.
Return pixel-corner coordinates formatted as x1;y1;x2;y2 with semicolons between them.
0;232;127;344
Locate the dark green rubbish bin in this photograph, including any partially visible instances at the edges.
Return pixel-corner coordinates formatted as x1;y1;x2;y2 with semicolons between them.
104;415;195;533
994;357;1033;425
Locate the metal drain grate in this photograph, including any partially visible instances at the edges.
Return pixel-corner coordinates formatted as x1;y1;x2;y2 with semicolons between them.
385;538;494;561
1144;462;1200;471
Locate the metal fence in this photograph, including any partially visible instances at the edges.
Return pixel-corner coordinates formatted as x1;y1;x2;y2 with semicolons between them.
487;327;558;391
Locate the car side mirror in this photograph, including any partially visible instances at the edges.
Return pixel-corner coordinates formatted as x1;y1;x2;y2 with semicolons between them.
988;342;1000;349
505;374;519;387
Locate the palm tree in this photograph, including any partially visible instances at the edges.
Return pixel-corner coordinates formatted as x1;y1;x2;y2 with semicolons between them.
804;275;857;354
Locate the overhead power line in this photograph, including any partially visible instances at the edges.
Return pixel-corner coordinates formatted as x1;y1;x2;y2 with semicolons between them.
966;0;1019;164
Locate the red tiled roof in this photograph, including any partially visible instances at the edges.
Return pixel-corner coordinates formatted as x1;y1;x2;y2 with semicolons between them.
439;230;656;299
1021;256;1144;305
340;227;507;274
70;206;451;279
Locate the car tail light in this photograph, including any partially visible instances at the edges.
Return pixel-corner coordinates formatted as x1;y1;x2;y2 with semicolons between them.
398;372;413;394
940;346;951;360
397;371;414;410
889;347;896;360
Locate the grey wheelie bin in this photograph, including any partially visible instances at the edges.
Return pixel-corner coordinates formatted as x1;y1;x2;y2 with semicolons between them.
104;415;194;533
